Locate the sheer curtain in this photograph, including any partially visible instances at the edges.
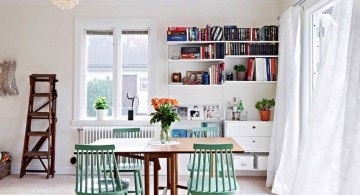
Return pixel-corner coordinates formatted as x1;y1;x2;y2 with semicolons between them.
266;6;301;194
292;0;360;194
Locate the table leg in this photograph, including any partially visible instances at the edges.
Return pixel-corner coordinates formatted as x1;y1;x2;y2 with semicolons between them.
144;154;150;195
170;153;176;195
154;159;159;195
167;158;171;189
175;154;178;195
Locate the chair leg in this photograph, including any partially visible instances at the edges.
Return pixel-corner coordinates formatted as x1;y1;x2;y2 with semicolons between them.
134;172;139;195
137;171;144;195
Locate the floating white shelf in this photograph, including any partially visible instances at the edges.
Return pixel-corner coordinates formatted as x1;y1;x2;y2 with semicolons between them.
168;59;224;62
167;41;225;45
224;81;277;85
167;41;279;45
224;41;279;43
168;84;223;87
225;55;278;58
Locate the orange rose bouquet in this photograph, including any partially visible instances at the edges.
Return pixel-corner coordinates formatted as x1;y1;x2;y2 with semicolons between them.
150;98;180;143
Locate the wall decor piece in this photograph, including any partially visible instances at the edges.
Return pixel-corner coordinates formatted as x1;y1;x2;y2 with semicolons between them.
204;105;221;120
0;60;19;96
176;106;188;120
187;105;204;120
171;129;188;138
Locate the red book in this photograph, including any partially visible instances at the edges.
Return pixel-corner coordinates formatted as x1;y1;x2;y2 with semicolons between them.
271;58;276;81
167;27;188;32
247;58;254;81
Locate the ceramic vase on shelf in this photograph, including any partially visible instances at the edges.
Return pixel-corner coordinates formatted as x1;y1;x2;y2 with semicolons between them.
260;110;271;121
236;71;247;81
160;123;171;144
96;109;108;120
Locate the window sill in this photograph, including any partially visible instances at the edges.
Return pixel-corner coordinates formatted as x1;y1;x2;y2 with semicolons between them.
71;117;153;127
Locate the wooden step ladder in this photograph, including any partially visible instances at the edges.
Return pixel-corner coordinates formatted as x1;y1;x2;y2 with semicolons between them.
20;74;58;179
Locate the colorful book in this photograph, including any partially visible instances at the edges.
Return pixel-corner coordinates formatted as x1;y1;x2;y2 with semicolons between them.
266;58;271;81
247;58;254;81
271;58;277;81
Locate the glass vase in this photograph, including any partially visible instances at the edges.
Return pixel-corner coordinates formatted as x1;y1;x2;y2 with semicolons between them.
160;124;171;144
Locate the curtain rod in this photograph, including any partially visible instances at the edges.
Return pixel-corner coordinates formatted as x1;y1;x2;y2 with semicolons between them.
293;0;306;7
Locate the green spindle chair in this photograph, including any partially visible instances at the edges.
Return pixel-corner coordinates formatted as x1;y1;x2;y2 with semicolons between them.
113;128;144;195
75;144;129;195
187;144;239;195
187;127;220;172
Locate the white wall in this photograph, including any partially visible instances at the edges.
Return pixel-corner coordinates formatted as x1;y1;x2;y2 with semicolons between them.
281;0;323;11
0;0;281;174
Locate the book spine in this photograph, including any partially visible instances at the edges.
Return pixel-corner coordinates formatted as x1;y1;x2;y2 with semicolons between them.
247;58;253;81
266;58;271;81
271;58;277;81
168;27;189;32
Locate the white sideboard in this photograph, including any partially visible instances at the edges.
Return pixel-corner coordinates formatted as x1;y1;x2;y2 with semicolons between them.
224;121;272;171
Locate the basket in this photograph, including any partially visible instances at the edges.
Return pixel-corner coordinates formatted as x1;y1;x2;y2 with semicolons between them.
0;161;11;180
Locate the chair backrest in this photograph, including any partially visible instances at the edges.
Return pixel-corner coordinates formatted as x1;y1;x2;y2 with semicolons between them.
188;144;238;193
113;127;141;138
191;127;220;138
75;144;126;194
113;128;142;166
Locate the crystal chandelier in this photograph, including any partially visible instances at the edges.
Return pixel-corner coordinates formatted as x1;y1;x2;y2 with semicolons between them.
52;0;81;11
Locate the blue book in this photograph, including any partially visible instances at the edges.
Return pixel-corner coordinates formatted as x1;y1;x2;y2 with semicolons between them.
167;35;187;41
266;58;271;81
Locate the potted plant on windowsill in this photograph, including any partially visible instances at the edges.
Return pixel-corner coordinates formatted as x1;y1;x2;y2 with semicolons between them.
94;97;109;120
234;64;247;81
255;98;275;121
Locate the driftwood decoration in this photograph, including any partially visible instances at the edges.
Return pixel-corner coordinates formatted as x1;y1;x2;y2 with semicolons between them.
0;60;19;96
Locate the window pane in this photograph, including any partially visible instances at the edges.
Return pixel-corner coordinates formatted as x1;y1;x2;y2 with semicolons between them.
86;33;113;118
121;31;149;116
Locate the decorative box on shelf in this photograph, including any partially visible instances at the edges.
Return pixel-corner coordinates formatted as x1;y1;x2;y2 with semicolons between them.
0;162;11;180
255;153;269;170
233;153;254;170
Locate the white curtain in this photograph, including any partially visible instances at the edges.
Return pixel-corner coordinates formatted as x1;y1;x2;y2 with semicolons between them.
292;0;360;194
266;6;301;194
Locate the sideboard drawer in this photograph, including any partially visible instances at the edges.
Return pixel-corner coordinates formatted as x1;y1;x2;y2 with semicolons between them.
233;137;271;151
225;122;272;137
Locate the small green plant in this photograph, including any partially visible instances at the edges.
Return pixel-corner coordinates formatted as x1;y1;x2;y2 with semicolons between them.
233;64;247;72
255;98;275;111
94;97;108;110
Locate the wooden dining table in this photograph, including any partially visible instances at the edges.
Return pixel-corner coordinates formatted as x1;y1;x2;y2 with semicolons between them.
91;137;244;195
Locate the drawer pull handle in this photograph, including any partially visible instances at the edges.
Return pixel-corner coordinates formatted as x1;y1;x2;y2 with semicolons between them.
252;126;256;129
252;140;256;143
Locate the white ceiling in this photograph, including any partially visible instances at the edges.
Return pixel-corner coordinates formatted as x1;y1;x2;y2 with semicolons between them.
0;0;281;6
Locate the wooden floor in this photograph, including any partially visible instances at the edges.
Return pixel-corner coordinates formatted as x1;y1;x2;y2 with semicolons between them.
0;174;273;195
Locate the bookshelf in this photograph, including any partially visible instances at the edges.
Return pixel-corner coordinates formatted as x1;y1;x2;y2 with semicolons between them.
166;25;278;173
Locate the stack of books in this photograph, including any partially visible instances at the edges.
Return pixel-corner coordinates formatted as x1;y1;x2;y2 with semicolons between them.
246;58;278;81
167;27;188;41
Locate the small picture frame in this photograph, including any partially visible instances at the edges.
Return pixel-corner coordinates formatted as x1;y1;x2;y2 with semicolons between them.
184;71;203;85
203;105;221;120
172;129;188;138
171;72;182;83
187;105;204;120
140;78;148;91
176;106;188;120
172;51;180;60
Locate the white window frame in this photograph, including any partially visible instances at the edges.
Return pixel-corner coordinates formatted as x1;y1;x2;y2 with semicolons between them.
301;0;333;132
73;18;157;121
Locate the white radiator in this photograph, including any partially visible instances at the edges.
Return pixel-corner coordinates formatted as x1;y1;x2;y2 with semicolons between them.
77;126;160;144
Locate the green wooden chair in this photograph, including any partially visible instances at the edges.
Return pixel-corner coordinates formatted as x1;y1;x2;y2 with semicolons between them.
113;128;144;195
75;144;129;195
187;127;220;172
187;144;239;195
